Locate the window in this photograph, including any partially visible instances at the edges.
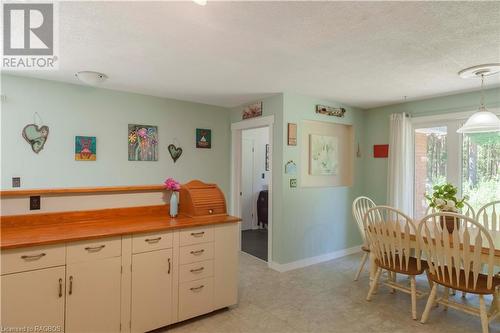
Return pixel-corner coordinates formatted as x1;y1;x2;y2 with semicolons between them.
412;113;500;218
462;132;500;212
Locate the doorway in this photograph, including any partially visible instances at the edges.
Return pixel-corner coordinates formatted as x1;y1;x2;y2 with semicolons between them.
231;115;274;264
240;127;269;261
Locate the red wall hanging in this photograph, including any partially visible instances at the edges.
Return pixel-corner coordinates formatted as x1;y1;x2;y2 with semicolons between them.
373;144;389;158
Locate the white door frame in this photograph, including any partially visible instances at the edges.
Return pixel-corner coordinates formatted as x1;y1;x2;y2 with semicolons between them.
231;115;274;264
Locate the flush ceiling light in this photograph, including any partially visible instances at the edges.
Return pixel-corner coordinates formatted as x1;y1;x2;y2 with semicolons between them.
75;71;108;85
457;64;500;134
192;0;207;5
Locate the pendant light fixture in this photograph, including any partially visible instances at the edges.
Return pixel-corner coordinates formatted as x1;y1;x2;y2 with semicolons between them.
457;64;500;134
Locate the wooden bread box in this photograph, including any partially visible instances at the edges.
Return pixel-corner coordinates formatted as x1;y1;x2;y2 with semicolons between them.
179;180;227;217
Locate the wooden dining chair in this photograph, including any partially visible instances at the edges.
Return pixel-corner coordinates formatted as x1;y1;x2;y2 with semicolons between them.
426;204;477;299
364;206;428;320
352;196;376;281
477;201;500;232
419;212;500;333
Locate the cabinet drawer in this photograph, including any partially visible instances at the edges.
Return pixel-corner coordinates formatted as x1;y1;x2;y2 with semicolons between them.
179;243;214;264
132;231;173;254
179;260;213;283
178;277;213;321
66;237;121;264
1;244;65;275
179;226;214;246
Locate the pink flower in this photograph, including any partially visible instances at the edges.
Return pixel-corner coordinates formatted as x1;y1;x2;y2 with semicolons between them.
164;177;181;191
137;128;147;138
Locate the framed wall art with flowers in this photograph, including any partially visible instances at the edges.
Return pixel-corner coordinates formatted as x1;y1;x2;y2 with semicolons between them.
128;124;158;161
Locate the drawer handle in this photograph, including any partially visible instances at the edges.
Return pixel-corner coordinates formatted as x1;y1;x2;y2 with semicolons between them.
58;278;63;298
84;245;106;252
208;209;214;214
190;285;204;291
168;258;171;274
190;267;204;273
190;249;205;255
21;253;46;260
190;232;205;237
69;276;73;295
145;237;162;243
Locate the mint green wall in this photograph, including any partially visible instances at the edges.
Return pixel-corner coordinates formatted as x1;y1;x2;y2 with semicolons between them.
363;88;500;205
1;75;231;195
231;93;366;264
279;93;366;263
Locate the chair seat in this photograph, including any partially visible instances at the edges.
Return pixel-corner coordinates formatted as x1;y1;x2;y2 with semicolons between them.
361;245;370;252
429;267;500;295
375;255;428;275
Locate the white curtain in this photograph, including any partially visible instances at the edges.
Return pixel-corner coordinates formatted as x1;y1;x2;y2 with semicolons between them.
387;113;414;215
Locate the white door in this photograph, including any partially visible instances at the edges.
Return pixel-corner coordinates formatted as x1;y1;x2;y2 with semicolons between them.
131;249;173;333
1;266;65;329
65;257;121;333
241;138;254;230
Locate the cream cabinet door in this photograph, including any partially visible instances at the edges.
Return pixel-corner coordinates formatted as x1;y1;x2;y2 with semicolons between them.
213;223;239;309
0;266;65;330
131;249;173;333
65;256;121;333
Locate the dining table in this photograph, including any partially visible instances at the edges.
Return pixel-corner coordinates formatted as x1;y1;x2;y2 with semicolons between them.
367;219;500;283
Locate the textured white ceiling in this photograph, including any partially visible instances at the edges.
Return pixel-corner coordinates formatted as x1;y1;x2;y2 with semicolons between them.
5;1;500;109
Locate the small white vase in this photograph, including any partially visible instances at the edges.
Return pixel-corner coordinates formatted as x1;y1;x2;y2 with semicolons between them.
169;191;178;218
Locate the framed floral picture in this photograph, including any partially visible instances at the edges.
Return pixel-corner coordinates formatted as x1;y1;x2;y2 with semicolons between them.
128;125;158;161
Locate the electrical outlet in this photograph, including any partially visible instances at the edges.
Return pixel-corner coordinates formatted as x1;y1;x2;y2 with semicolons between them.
12;177;21;188
30;196;41;210
290;178;297;188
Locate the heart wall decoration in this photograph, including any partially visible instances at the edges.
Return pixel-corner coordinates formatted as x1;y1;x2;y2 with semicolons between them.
22;124;49;153
168;144;183;163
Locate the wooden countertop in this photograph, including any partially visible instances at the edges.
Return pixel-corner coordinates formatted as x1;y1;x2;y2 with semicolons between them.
0;205;240;250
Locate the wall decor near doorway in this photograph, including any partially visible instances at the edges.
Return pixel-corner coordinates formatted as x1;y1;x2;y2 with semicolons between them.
288;123;297;146
373;144;389;158
196;128;211;148
242;101;263;120
265;144;270;171
75;136;96;161
128;124;158;161
301;120;353;187
309;134;339;176
315;105;346;117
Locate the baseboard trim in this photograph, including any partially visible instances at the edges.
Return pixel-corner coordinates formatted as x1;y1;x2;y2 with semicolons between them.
267;245;362;272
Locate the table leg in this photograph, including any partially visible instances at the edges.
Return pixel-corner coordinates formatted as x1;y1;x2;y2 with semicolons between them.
369;252;377;293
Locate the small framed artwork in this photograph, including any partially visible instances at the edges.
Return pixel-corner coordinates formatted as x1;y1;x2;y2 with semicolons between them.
288;123;297;146
128;124;158;161
373;144;389;158
265;144;270;171
196;128;211;148
290;178;297;188
75;136;96;161
242;102;263;120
